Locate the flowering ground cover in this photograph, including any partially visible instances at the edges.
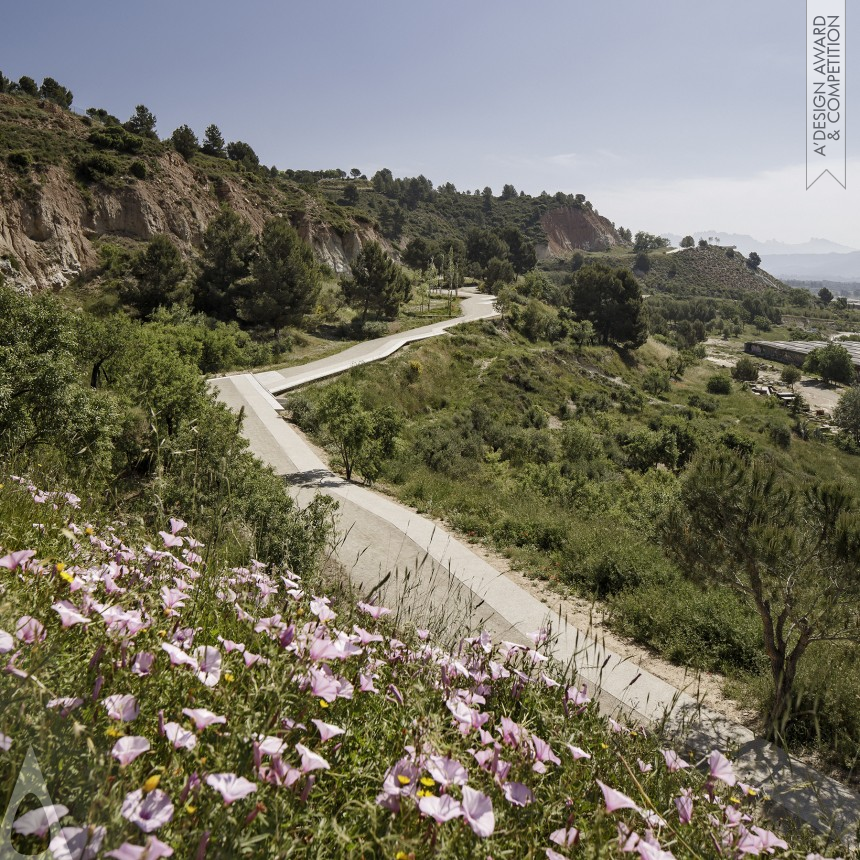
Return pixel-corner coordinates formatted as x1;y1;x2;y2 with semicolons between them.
0;475;845;859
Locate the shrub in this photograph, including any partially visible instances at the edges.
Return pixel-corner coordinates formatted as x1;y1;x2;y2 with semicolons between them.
7;150;32;171
732;356;759;382
129;160;147;179
768;422;792;449
614;578;766;673
688;393;717;412
76;153;119;182
88;126;143;153
706;374;732;395
642;368;669;395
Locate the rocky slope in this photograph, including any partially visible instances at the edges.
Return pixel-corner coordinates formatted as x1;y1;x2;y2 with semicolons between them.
539;205;622;255
0;95;386;291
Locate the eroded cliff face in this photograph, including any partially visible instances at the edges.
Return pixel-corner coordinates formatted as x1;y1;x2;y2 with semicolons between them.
539;205;622;255
0;151;384;292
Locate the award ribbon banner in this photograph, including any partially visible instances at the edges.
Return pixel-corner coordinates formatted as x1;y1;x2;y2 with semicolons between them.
807;0;847;188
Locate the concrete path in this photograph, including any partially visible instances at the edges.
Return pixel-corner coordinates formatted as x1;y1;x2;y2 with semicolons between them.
253;288;497;395
210;307;860;843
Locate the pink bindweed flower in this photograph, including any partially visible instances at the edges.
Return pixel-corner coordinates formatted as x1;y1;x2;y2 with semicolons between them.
193;646;222;687
0;630;13;653
182;708;226;730
122;790;174;833
106;836;175;859
708;750;737;786
158;531;183;549
131;652;155;677
359;672;378;693
164;722;197;750
103;694;140;722
418;793;462;823
502;781;534;807
257;736;287;756
12;803;69;838
205;773;257;805
168;517;187;535
309;596;337;623
49;825;106;860
0;549;36;570
637;758;654;773
426;755;468;788
161;642;197;669
597;780;640;813
52;600;91;628
462;785;494;837
47;697;84;717
309;667;339;703
352;625;383;645
675;790;693;825
0;732;11;751
15;615;46;644
546;850;566;860
112;736;151;766
357;601;391;619
661;749;690;772
311;719;345;742
566;744;592;760
296;743;330;773
550;827;580;847
751;826;788;852
532;735;561;772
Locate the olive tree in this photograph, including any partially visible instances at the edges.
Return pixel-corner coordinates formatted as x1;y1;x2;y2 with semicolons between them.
664;451;860;736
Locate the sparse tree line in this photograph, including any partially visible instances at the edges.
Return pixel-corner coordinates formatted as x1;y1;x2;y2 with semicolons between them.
100;207;412;343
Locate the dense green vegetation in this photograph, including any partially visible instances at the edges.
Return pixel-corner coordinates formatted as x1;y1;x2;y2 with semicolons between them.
289;305;860;774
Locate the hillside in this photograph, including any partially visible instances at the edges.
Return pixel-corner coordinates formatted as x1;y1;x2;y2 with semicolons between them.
639;246;789;299
0;91;627;293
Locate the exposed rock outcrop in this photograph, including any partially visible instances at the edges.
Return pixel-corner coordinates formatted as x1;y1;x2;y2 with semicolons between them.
540;205;622;255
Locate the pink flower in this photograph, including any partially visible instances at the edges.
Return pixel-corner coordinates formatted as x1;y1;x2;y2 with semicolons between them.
751;826;788;852
182;708;226;730
498;716;524;748
462;785;494;837
426;755;468;788
661;749;690;772
566;744;592;760
0;732;11;751
257;736;287;756
309;667;339;702
0;549;36;570
311;719;345;742
103;694;140;722
106;836;174;859
597;780;639;813
357;601;391;619
161;642;197;669
205;773;257;805
52;600;91;628
158;531;183;549
418;793;463;823
546;850;566;860
532;735;561;770
121;789;174;832
550;827;580;847
708;750;737;786
637;758;653;773
502;781;534;807
193;646;221;687
168;517;187;535
675;791;693;825
0;630;13;653
112;736;151;766
131;652;155;676
296;743;330;773
164;722;197;750
47;697;84;717
12;803;69;837
49;826;106;860
15;615;46;644
310;596;337;623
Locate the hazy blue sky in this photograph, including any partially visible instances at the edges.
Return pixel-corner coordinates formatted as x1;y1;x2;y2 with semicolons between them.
2;1;856;245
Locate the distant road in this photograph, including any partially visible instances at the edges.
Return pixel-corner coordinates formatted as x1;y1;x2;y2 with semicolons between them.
243;287;498;396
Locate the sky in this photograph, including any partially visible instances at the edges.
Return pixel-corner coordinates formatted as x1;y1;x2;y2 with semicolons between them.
2;0;857;246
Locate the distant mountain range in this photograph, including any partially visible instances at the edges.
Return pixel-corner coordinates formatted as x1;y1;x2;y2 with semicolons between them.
660;231;860;282
661;231;857;256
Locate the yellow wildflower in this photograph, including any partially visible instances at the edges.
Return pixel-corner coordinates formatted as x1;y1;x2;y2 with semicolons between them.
319;699;329;709
142;775;160;793
396;775;411;786
185;804;197;814
419;776;435;787
224;672;234;683
105;727;124;738
85;527;94;535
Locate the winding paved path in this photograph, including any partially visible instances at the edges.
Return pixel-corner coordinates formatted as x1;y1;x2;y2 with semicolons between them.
211;292;859;842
